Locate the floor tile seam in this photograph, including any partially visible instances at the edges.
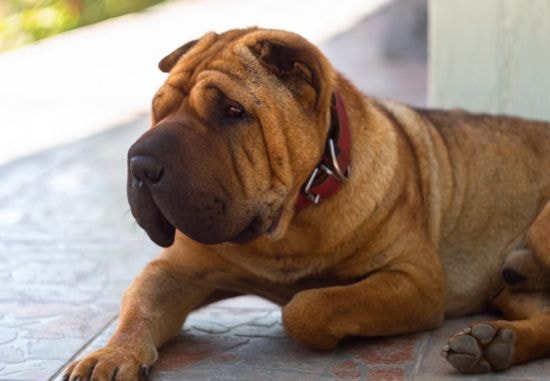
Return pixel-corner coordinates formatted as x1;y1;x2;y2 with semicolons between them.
409;332;431;381
156;337;251;374
47;313;118;381
167;358;332;377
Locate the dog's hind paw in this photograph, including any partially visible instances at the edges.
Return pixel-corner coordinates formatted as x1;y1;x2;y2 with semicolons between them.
441;323;515;373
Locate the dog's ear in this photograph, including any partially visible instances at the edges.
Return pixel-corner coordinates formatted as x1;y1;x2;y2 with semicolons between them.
158;39;199;73
251;40;324;108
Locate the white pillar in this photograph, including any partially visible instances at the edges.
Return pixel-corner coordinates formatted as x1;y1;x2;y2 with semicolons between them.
429;0;550;121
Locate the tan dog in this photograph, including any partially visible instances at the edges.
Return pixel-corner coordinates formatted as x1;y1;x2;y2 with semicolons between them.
64;28;550;380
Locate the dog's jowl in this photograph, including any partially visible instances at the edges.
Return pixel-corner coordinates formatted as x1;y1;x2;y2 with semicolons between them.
65;28;550;380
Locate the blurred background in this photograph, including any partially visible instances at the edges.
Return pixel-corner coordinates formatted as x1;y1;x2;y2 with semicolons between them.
0;0;167;51
1;1;550;380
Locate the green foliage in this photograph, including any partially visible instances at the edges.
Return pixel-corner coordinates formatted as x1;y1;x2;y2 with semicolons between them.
0;0;167;51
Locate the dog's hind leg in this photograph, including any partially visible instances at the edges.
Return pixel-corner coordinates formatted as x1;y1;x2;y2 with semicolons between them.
501;249;550;290
443;202;550;374
500;201;550;291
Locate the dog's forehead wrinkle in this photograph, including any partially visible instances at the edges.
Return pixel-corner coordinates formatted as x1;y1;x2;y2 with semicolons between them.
170;44;225;89
191;75;261;114
166;67;195;94
169;49;247;104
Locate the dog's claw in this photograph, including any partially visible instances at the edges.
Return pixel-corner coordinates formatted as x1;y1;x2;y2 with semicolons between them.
140;365;151;380
441;344;450;358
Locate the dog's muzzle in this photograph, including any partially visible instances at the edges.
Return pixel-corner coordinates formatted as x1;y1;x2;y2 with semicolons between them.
126;121;275;247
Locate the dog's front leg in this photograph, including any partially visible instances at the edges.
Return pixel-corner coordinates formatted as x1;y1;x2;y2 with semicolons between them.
63;246;227;381
282;240;446;349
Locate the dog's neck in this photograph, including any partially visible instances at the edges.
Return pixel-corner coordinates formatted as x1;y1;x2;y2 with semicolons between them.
294;91;352;211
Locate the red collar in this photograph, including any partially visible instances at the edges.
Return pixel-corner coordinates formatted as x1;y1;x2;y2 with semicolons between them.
294;91;351;212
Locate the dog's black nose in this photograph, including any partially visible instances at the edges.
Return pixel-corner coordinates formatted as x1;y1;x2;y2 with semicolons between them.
130;155;164;185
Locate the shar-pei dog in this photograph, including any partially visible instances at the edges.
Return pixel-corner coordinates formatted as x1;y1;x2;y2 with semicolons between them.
64;28;550;380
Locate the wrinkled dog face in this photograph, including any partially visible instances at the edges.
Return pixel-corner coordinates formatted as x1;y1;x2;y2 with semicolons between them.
127;28;334;247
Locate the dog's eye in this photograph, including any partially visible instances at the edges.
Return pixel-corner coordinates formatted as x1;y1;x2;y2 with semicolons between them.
224;103;244;118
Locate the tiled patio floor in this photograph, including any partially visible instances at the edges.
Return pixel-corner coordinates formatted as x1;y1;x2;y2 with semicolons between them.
2;3;550;381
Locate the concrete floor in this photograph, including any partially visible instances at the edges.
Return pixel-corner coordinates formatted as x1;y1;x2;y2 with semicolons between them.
1;2;550;381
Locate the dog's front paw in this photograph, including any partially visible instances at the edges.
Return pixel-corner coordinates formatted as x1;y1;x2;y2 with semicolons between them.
63;346;154;381
282;291;341;350
441;323;515;373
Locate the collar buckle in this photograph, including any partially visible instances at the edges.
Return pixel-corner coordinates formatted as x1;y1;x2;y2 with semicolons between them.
302;137;351;205
321;137;351;182
302;167;322;204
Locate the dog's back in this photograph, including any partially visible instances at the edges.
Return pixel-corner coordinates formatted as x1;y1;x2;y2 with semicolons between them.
378;100;550;315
